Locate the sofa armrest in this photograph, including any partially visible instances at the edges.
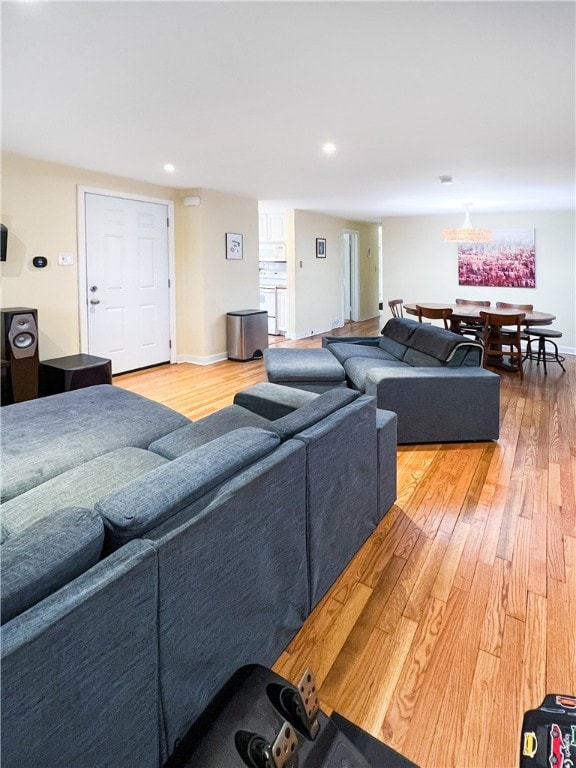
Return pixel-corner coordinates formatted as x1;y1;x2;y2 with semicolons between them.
365;366;500;444
376;409;397;519
233;382;319;420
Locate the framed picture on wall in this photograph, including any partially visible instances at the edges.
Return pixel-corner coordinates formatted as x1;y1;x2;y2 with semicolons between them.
316;238;326;258
457;228;536;287
226;233;243;260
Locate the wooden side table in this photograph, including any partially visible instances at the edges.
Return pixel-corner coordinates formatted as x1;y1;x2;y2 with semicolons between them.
39;354;112;397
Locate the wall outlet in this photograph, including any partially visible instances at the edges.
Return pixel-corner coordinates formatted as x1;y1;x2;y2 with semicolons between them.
58;252;74;266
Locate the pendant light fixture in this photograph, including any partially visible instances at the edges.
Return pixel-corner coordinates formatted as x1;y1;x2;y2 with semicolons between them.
443;203;493;243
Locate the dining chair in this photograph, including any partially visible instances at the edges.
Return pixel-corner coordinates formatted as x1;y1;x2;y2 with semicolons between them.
480;310;526;381
455;298;491;306
455;298;491;337
495;301;534;343
388;298;404;318
495;301;533;311
415;305;452;329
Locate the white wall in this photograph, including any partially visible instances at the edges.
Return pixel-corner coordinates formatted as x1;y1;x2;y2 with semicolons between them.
381;211;575;351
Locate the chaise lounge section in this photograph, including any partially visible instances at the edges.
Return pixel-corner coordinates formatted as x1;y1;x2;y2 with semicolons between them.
264;318;500;444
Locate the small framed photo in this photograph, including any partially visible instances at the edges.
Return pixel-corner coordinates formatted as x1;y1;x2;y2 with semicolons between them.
316;238;326;258
226;233;243;260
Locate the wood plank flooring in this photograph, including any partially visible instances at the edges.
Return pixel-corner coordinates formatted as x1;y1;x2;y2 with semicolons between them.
115;317;576;768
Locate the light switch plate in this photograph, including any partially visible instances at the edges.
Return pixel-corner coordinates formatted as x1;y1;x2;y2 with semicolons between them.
58;252;74;266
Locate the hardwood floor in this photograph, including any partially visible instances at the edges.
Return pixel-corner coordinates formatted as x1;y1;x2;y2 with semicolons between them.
115;317;576;768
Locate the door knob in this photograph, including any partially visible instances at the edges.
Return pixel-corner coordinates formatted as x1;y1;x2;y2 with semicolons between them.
90;299;101;305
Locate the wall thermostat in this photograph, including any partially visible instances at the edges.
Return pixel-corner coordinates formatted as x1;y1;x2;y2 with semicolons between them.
32;256;48;268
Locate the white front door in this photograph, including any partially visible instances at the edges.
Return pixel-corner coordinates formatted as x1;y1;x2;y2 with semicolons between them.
85;193;171;374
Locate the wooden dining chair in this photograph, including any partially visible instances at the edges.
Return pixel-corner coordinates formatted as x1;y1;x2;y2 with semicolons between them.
455;298;491;337
480;310;526;381
495;301;534;342
388;299;404;318
495;301;533;311
416;305;452;329
455;298;491;306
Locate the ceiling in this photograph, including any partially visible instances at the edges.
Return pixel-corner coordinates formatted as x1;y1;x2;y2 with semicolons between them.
2;1;575;222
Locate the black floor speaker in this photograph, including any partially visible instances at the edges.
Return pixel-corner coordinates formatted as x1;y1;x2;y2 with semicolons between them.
1;307;39;404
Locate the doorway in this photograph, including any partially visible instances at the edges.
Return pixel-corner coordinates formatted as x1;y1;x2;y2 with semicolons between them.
78;189;176;374
342;230;359;322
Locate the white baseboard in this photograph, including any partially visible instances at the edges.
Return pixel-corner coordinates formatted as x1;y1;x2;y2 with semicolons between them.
175;352;228;366
286;323;335;341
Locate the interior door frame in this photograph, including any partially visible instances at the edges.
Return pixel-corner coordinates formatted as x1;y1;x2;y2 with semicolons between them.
77;186;177;365
342;229;360;322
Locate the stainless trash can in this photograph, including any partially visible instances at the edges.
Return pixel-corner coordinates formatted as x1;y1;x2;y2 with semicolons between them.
226;310;268;361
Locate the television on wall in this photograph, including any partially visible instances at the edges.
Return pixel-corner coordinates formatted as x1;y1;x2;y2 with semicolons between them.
0;225;7;262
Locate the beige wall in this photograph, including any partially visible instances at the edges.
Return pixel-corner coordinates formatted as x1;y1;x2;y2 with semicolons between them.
175;188;259;362
381;210;576;351
1;154;260;364
1;153;176;360
290;210;380;339
355;220;380;321
174;189;205;360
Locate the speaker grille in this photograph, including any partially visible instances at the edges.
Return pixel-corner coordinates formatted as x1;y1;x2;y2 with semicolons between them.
8;313;38;359
13;332;35;349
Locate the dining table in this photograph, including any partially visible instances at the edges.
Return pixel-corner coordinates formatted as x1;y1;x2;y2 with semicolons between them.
403;303;556;335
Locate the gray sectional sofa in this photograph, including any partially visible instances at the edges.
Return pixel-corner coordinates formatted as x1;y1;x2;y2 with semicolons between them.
0;383;397;768
321;318;501;443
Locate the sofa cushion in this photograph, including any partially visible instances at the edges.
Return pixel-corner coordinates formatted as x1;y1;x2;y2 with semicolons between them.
381;317;421;344
344;357;409;391
264;348;346;383
1;384;191;502
326;342;397;365
0;447;168;542
149;406;270;458
404;324;482;364
377;335;409;360
1;507;104;624
267;388;360;440
403;347;446;367
97;428;281;549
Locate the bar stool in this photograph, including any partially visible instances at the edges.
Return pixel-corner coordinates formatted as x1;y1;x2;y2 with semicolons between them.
524;328;565;374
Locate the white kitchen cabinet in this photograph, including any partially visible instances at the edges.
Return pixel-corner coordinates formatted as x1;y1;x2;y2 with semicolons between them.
259;212;286;242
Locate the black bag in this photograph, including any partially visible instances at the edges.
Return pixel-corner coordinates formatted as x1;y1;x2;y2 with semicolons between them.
520;694;576;767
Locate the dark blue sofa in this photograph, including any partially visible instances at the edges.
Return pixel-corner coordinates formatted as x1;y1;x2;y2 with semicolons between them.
0;383;397;767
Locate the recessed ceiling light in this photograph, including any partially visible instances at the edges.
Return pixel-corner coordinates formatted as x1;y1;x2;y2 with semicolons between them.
322;142;337;155
163;163;176;173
